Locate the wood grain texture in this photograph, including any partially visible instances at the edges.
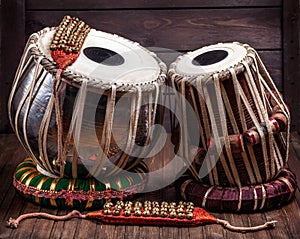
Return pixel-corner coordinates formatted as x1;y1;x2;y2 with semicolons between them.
29;207;58;239
283;0;300;131
0;0;25;133
26;0;282;10
289;132;300;208
25;8;281;50
0;134;300;239
1;3;286;133
48;210;69;239
156;50;282;91
258;51;282;90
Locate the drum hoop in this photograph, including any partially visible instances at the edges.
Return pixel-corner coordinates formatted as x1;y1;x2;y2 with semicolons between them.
28;27;167;93
168;43;255;86
180;168;296;212
13;158;149;209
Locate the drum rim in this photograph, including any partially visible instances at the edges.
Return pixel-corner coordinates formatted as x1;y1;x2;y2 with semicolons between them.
168;42;255;85
178;168;296;212
28;27;167;93
13;157;149;209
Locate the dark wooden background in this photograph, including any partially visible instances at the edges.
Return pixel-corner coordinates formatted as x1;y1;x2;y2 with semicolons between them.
0;0;299;133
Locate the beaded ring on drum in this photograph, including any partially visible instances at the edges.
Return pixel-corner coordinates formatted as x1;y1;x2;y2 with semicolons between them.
8;26;167;179
169;42;290;187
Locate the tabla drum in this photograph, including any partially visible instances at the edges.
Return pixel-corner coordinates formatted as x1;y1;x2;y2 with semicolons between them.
169;42;296;211
8;21;167;209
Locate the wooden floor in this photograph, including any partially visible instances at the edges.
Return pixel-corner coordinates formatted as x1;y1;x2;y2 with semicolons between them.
0;133;300;239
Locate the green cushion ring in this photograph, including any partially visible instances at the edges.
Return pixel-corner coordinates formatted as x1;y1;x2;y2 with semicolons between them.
13;158;148;210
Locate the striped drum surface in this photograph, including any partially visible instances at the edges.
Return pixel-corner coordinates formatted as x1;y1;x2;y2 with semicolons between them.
169;42;296;211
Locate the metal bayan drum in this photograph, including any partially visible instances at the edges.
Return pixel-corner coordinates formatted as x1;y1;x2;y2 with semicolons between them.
8;20;167;208
169;42;296;211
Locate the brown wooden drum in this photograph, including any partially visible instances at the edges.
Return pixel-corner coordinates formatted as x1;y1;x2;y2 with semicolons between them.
169;42;296;211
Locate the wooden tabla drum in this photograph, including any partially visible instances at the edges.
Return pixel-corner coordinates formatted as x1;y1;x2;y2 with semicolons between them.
8;22;167;209
169;42;296;212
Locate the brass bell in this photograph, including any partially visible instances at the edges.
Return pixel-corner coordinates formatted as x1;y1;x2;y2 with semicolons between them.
103;209;111;215
124;210;131;217
113;210;120;216
169;211;177;218
134;210;142;216
143;210;151;217
186;212;194;220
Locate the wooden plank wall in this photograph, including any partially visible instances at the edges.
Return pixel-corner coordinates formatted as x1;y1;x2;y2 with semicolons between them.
24;0;283;90
283;0;300;133
0;0;25;133
1;0;299;132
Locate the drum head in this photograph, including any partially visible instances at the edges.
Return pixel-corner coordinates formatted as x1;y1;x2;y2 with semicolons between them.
38;29;161;85
174;42;247;76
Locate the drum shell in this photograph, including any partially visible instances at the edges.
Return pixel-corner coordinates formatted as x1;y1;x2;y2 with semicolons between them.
169;48;288;187
199;74;285;186
9;56;155;178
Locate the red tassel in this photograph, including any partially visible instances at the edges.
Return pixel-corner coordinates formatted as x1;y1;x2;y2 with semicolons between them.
51;50;80;70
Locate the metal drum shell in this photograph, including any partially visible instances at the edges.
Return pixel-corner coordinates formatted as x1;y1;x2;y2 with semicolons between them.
8;28;167;178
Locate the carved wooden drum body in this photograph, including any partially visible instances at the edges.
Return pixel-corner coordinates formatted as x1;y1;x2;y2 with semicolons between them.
169;42;296;212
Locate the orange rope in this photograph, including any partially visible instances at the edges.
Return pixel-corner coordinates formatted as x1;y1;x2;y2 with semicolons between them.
7;208;277;232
